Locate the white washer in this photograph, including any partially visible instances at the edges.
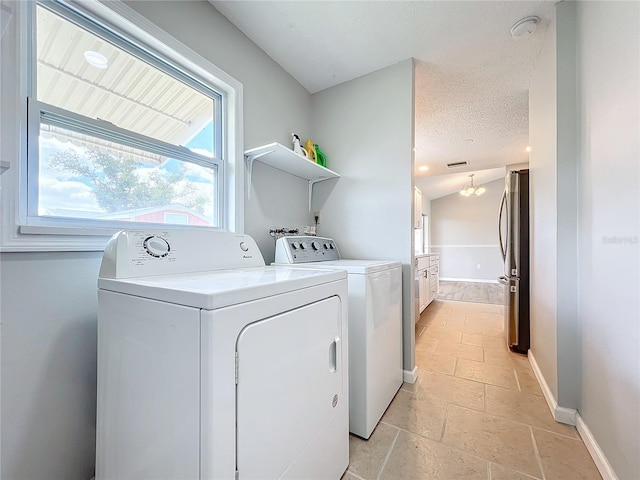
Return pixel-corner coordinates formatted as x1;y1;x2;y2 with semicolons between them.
274;236;403;439
96;229;349;480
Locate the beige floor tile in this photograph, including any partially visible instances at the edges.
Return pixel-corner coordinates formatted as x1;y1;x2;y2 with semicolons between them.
455;358;519;390
341;471;365;480
483;348;531;373
416;349;458;375
482;304;503;314
379;430;489;480
510;352;533;371
490;463;541;480
425;329;463;343
421;317;448;329
347;422;399;480
434;340;484;361
417;371;485;411
442;405;542;478
482;327;504;337
485;385;579;438
400;378;420;393
533;428;602;480
467;315;503;330
462;332;508;350
438;322;466;334
482;347;514;367
381;389;447;440
515;369;544;396
447;322;485;335
415;330;438;352
445;315;469;326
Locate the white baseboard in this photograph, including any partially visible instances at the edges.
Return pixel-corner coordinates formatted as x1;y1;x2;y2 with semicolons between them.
528;352;619;480
439;277;499;284
528;351;576;425
576;414;619;480
403;366;418;384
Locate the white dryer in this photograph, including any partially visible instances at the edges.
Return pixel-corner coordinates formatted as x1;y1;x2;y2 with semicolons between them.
96;229;349;480
274;236;403;439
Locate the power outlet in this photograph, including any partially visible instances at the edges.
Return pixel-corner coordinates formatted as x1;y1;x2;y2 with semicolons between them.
476;263;481;270
313;211;321;224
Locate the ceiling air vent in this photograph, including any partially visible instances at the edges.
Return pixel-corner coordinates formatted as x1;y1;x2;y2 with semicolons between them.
447;161;468;168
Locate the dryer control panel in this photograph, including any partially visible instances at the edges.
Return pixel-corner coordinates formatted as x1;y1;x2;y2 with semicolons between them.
99;229;266;279
275;236;341;263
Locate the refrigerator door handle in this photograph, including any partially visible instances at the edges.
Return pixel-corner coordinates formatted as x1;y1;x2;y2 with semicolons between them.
498;189;507;263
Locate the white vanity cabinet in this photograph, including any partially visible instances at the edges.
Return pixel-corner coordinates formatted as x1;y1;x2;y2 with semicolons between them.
416;253;439;313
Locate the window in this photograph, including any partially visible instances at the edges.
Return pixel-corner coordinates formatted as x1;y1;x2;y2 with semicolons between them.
0;0;244;251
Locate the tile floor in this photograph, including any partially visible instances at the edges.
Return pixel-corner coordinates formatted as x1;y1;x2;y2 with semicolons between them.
344;300;601;480
437;281;504;305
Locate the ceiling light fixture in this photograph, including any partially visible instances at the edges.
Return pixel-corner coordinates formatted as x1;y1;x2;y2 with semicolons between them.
460;174;486;197
510;16;539;38
418;166;429;172
526;146;532;152
84;50;108;69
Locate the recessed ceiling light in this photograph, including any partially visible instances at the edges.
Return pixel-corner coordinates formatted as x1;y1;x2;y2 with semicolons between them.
526;146;532;152
511;16;540;38
418;166;429;172
84;50;108;69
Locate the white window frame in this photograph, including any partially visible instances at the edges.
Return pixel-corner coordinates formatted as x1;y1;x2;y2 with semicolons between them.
0;0;244;252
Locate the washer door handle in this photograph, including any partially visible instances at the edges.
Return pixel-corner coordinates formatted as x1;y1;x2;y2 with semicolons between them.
329;336;341;372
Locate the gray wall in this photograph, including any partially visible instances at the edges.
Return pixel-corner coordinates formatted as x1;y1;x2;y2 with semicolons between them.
1;2;316;478
430;178;504;282
311;60;416;375
576;2;639;478
1;253;100;480
530;1;640;478
529;7;559;401
529;0;581;411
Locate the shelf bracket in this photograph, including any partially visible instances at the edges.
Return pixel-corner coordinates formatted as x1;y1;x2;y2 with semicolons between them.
308;179;324;211
245;150;274;200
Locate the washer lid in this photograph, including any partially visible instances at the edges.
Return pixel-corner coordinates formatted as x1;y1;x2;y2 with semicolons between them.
274;259;402;275
98;266;346;309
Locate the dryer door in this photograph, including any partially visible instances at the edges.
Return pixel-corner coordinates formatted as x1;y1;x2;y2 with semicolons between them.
236;296;344;479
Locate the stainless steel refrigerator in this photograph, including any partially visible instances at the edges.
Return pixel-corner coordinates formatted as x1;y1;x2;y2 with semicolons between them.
498;169;530;354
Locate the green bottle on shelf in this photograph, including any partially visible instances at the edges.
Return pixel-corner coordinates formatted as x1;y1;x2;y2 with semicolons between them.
314;144;327;167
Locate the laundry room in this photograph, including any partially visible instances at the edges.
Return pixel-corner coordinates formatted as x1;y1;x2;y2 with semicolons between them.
1;1;638;480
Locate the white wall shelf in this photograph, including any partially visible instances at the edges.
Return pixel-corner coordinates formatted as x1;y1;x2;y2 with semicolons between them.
244;142;340;210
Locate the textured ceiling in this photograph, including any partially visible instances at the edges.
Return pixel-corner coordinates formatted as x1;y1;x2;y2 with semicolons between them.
210;0;555;176
415;167;505;201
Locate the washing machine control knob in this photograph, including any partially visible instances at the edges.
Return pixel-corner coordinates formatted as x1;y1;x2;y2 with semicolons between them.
239;242;249;252
299;243;306;250
144;236;170;258
311;241;320;250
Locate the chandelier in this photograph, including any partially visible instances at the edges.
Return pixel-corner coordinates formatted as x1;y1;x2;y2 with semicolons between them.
459;174;486;196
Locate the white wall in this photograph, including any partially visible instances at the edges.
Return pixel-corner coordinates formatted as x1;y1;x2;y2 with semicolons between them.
430;178;504;282
576;2;639;478
1;2;316;478
310;60;416;375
